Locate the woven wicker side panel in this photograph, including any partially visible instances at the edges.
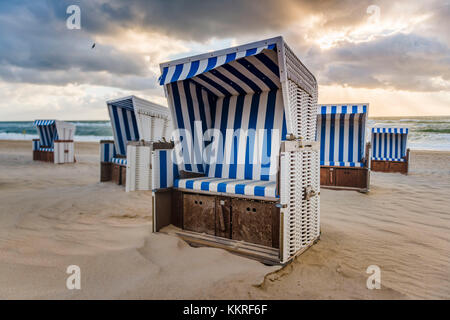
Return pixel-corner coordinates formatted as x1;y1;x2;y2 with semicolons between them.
287;80;317;141
284;43;317;97
283;148;320;260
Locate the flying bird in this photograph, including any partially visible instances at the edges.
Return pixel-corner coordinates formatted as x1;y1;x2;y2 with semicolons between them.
91;43;96;49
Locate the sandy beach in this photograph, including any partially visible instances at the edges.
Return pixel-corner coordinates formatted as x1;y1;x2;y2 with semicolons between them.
0;140;448;299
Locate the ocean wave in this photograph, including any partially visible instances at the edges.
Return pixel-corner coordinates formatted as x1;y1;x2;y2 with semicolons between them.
417;128;450;134
0;132;113;142
2;118;450;151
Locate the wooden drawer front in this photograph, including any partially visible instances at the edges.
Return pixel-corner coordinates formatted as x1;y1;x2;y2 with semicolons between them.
111;164;122;185
100;162;112;182
231;199;279;248
183;194;216;236
388;162;407;173
215;197;232;239
320;167;335;186
120;166;127;185
371;160;388;172
335;168;367;189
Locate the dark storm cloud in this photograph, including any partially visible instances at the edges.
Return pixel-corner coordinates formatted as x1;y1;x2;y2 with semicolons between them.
46;0;381;41
0;0;448;92
50;0;303;39
305;33;450;92
0;0;152;88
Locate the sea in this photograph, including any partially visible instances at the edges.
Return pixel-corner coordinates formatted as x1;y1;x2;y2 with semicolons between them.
0;117;449;151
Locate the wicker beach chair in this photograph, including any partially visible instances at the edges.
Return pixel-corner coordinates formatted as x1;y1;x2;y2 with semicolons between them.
152;36;320;264
371;127;410;174
316;104;371;192
32;120;76;164
100;95;172;188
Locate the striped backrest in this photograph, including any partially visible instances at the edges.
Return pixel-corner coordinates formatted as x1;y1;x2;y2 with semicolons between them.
316;104;368;167
32;139;40;151
107;98;140;156
207;89;286;181
169;80;216;173
34;120;58;148
371;127;408;160
152;149;179;189
100;141;116;162
163;44;286;181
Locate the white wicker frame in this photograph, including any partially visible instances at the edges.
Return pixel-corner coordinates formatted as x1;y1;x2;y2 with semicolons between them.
278;40;320;263
126;143;152;192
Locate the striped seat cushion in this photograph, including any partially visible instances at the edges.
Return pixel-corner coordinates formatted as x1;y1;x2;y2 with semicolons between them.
38;147;54;152
112;157;127;166
174;177;277;198
372;157;405;162
320;161;364;167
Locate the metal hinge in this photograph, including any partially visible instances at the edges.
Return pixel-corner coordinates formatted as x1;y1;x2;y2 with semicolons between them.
304;186;318;200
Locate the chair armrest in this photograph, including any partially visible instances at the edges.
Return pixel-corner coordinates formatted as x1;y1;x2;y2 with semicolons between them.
100;140;116;163
32;139;41;151
152;149;178;190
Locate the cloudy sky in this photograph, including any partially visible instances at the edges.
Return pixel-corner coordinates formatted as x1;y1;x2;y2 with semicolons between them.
0;0;449;120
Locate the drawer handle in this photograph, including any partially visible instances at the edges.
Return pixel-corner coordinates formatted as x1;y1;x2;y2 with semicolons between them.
218;204;228;232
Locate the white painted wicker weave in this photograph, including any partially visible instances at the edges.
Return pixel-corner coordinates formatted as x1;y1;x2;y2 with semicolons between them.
126;143;152;192
279;44;320;263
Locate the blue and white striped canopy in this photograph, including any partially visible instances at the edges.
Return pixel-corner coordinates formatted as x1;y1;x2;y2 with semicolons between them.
318;105;367;115
162;41;285;182
316;104;368;167
34;120;55;126
372;127;408;134
159;43;276;86
372;127;408;161
34;120;58;148
107;98;140;157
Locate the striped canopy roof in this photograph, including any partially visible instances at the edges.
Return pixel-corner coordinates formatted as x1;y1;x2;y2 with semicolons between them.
372;127;408;134
159;43;276;86
34;120;56;126
318;104;367;115
107;97;139;157
108;97;135;111
33;120;58;147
